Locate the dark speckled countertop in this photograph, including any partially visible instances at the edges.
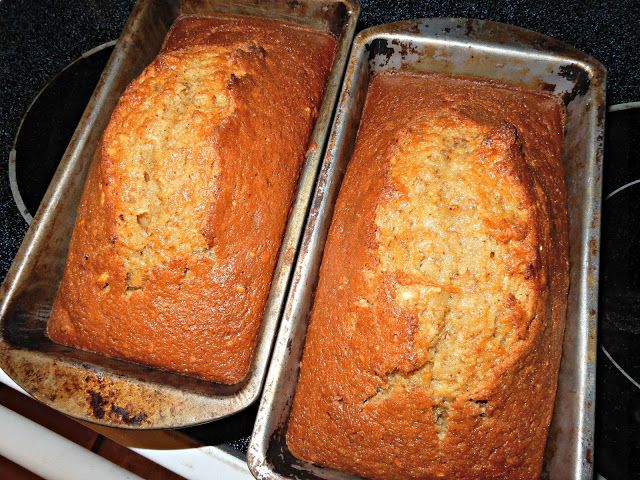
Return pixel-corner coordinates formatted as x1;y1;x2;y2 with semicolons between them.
0;1;136;277
0;1;639;480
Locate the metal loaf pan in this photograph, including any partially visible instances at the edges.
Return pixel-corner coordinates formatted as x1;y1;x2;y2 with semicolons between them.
248;18;605;480
0;0;360;428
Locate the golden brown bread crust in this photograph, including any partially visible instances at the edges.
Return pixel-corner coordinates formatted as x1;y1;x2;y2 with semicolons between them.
286;72;568;479
47;15;336;384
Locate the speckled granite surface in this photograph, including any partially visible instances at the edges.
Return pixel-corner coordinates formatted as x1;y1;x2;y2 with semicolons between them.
0;0;135;277
0;1;638;479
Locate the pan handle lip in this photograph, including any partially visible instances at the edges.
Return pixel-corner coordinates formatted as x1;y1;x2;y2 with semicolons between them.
354;17;607;80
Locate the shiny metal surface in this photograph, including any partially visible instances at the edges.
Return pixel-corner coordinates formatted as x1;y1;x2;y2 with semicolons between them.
248;18;605;480
0;0;360;428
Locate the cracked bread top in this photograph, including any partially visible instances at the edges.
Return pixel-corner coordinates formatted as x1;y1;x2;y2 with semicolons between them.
286;71;568;480
47;15;336;384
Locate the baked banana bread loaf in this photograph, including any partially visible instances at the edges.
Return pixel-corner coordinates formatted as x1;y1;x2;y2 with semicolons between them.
47;15;336;384
287;71;568;479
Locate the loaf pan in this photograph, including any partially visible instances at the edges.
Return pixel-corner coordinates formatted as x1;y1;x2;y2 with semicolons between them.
0;0;360;428
247;18;605;480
